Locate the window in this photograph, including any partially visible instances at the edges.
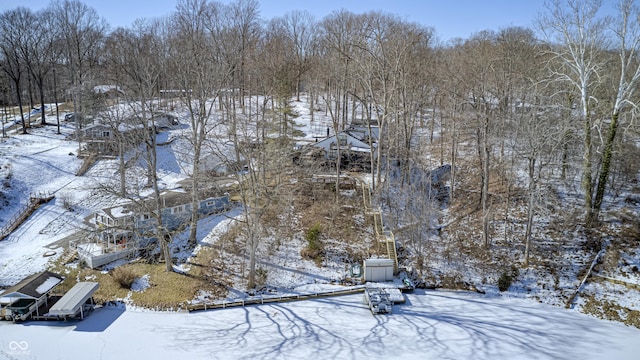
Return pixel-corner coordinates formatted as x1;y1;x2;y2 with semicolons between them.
337;133;347;146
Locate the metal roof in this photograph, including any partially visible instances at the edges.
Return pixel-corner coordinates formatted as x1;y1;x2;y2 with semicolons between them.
0;271;64;303
49;282;99;317
364;258;395;267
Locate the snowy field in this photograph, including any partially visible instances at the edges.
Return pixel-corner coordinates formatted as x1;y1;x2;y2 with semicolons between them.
2;289;640;360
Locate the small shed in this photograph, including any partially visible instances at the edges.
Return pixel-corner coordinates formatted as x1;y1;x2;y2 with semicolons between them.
363;259;395;282
49;282;99;319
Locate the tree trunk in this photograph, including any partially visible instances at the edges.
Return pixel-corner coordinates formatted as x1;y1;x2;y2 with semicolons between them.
13;80;27;134
583;109;594;226
246;217;258;289
146;110;171;272
118;139;126;197
161;231;173;272
27;74;34;117
365;101;376;191
524;157;536;267
481;114;491;248
188;139;201;247
561;133;569;180
38;76;46;126
53;67;60;134
450;104;457;201
593;111;619;218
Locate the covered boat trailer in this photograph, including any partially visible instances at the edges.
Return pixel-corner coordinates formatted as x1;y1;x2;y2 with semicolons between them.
48;282;99;320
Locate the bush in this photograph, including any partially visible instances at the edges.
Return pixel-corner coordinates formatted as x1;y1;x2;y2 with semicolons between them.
302;223;324;263
111;266;137;289
305;223;321;246
59;192;73;210
498;272;512;292
498;266;519;292
256;267;268;287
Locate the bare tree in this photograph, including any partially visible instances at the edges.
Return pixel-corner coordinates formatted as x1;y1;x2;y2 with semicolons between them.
453;30;499;249
319;10;357;192
169;0;230;246
51;0;107;136
0;8;30;133
516;92;563;266
321;11;430;193
274;10;316;102
225;0;260;110
215;0;268;289
18;8;60;126
539;0;608;226
103;19;173;271
593;0;640;218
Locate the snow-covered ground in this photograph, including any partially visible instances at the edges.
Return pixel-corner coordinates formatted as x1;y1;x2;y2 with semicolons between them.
2;289;639;360
0;123;96;286
1;100;640;358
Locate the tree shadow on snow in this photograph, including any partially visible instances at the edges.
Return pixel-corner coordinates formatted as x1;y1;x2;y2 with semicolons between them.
394;290;615;360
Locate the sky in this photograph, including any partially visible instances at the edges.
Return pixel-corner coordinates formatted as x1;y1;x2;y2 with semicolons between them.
0;0;554;42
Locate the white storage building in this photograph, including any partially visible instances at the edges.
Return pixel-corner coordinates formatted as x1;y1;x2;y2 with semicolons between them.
363;259;395;282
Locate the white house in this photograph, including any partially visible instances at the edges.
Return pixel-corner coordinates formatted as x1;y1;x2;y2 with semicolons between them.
77;191;230;268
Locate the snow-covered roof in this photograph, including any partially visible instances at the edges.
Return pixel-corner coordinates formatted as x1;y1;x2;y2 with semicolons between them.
363;258;395;267
0;271;63;303
312;132;372;152
346;125;380;142
93;85;125;95
49;282;99;317
109;205;134;219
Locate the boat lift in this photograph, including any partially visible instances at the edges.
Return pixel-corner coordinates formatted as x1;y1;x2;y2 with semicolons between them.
364;287;393;315
49;282;99;320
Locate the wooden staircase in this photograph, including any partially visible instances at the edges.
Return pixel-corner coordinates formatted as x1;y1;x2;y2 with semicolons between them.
361;182;398;273
59;249;78;264
0;192;55;241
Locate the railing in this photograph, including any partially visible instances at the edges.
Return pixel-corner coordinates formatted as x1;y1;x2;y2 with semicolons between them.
360;182;398;273
0;192;55;241
188;287;365;312
76;241;138;269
